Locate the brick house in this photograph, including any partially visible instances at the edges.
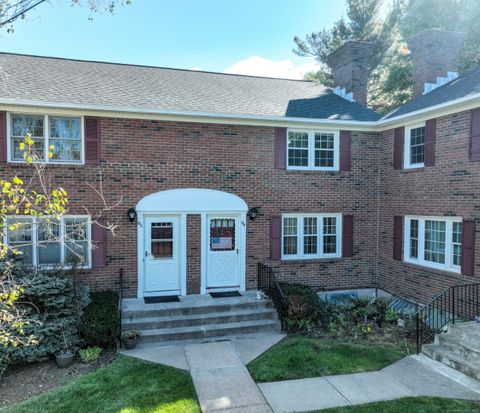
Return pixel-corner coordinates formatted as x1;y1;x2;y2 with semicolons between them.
1;28;479;306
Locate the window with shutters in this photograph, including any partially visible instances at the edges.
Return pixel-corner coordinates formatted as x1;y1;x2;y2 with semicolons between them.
4;215;91;267
404;216;461;273
8;113;83;163
287;129;339;171
404;123;425;169
282;213;342;260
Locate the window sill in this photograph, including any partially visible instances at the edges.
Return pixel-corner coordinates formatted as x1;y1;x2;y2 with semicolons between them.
401;165;425;172
402;261;461;277
285;169;340;174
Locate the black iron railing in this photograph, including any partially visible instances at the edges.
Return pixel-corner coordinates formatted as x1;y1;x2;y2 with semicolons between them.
416;283;480;354
118;268;124;348
257;263;288;329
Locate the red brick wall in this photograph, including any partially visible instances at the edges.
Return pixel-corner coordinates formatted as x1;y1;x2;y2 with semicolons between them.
187;214;201;294
0;117;381;297
378;109;480;303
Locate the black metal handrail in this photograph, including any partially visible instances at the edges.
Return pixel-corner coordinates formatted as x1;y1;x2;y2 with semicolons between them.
416;283;480;354
118;268;124;348
257;263;288;329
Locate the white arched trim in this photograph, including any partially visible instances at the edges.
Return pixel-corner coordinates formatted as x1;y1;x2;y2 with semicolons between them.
136;189;248;298
136;188;248;213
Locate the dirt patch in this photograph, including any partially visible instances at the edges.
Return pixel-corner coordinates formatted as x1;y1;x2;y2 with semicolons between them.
0;350;116;409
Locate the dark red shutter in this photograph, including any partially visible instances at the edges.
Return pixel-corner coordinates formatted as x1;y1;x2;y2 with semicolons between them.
84;117;101;165
270;216;282;260
0;111;6;162
342;215;353;257
393;216;403;261
461;220;476;277
393;127;404;169
470;109;480;161
92;218;107;268
274;128;287;169
340;130;352;171
424;118;436;167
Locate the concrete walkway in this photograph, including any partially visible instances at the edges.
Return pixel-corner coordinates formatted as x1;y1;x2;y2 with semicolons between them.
259;355;480;413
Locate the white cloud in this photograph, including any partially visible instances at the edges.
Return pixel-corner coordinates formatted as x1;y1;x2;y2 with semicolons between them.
224;56;319;80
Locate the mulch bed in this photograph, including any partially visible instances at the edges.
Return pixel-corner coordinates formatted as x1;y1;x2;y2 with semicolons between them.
0;350;116;409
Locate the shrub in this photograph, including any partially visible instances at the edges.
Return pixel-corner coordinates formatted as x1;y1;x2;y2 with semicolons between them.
79;290;119;348
3;264;88;365
79;346;102;363
279;283;328;333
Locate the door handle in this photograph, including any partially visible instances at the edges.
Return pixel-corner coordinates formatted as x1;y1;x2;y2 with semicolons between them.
145;251;149;257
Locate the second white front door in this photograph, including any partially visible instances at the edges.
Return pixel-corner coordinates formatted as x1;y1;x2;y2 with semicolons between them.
144;215;180;295
206;215;240;289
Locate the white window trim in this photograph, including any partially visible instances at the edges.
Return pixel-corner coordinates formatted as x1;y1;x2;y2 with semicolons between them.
3;215;92;269
286;129;340;171
404;215;462;274
7;112;85;165
404;122;426;169
281;213;342;260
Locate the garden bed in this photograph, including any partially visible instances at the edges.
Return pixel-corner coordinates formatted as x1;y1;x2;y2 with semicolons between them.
248;336;413;382
0;350;116;409
2;356;200;413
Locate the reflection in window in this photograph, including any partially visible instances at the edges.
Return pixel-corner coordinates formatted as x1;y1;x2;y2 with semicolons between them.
151;222;173;258
210;219;235;251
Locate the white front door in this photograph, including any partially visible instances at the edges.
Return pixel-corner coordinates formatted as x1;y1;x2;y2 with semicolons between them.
206;215;240;289
144;216;180;295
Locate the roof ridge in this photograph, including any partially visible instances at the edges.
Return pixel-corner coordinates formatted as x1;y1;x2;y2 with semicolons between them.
0;51;316;83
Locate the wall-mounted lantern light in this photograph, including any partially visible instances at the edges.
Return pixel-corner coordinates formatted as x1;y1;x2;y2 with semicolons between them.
248;207;260;221
127;207;137;222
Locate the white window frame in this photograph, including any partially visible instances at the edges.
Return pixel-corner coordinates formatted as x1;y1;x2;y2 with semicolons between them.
281;213;342;260
3;215;92;268
404;122;426;169
7;112;84;164
404;215;462;273
286;129;340;171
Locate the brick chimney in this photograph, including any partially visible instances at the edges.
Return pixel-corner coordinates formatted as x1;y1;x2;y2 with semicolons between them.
326;40;374;107
408;28;464;98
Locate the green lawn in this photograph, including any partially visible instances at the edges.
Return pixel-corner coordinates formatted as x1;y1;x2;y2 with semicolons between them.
314;397;480;413
3;356;200;413
248;336;413;382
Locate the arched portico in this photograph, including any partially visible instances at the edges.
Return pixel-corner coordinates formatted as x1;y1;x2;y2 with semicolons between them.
136;189;248;297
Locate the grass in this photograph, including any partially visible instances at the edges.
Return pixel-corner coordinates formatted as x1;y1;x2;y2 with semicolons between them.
3;356;200;413
248;336;413;382
314;397;480;412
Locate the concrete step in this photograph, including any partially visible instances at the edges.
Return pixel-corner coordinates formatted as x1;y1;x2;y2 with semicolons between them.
422;343;480;381
436;333;480;363
138;319;282;343
122;308;278;330
446;322;480;343
122;300;273;319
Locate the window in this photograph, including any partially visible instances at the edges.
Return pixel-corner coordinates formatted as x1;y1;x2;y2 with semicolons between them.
151;222;174;258
282;213;342;260
4;216;91;267
404;124;425;168
287;129;339;171
404;216;462;273
210;219;235;252
9;113;83;163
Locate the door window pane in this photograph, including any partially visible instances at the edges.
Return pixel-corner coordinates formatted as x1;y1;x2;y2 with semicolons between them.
287;131;309;167
303;217;318;255
314;133;334;167
210;219;235;251
424;220;446;264
410;126;425;165
323;217;337;254
283;217;298;255
151;222;173;258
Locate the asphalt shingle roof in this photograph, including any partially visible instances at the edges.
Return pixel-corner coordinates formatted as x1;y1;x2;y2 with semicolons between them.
384;67;480;120
0;53;380;122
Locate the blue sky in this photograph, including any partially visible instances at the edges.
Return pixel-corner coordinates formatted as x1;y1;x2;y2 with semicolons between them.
2;0;346;78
